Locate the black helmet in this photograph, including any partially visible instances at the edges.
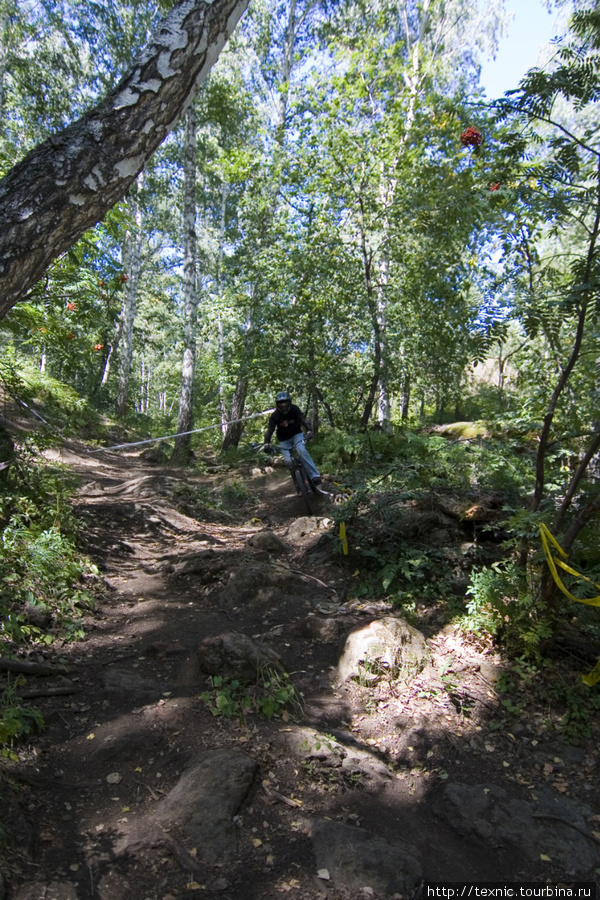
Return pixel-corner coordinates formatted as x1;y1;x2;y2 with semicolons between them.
276;391;292;412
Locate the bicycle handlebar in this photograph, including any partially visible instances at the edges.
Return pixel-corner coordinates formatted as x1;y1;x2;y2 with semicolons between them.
249;441;275;453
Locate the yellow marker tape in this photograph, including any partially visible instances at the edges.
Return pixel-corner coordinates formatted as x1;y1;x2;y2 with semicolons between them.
581;660;600;687
540;524;600;685
340;522;348;555
539;524;600;606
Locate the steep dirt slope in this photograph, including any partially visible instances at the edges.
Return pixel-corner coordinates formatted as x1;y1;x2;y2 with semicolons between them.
1;445;599;900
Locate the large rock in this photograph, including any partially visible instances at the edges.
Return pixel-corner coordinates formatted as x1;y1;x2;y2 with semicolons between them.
139;443;170;464
295;614;343;643
197;631;283;682
246;530;290;553
87;722;161;763
218;562;325;611
102;667;168;700
282;726;392;785
436;782;599;875
162;549;215;576
154;749;258;862
337;616;428;685
310;818;422;896
286;517;331;541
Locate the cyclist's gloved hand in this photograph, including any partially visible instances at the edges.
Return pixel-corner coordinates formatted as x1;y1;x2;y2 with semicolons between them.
305;431;313;442
263;443;274;454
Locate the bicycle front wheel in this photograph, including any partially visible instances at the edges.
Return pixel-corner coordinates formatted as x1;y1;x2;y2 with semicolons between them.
292;466;313;515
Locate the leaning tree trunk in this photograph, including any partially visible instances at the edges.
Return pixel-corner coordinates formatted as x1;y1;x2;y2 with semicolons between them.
115;175;143;418
0;0;250;321
0;8;8;131
172;103;199;464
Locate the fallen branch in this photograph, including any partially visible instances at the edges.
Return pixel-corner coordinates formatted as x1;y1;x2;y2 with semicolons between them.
262;783;303;808
16;683;80;698
134;779;164;801
287;567;337;595
0;657;69;676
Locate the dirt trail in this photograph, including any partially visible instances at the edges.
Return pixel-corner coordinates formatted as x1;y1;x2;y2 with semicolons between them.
2;445;600;900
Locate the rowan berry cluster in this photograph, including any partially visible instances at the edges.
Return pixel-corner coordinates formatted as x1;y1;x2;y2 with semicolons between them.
460;127;482;147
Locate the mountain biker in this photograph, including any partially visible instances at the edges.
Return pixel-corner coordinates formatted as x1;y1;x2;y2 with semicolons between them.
264;391;321;485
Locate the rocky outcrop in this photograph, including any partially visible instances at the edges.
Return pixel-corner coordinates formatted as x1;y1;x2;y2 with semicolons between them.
337;616;429;685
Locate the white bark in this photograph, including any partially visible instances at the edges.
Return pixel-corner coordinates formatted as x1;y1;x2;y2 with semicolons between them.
115;174;144;417
0;0;250;321
0;8;7;128
173;101;198;460
217;181;229;433
100;345;113;386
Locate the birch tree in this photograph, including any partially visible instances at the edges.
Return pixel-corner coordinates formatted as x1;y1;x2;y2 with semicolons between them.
115;174;144;417
173;101;199;462
0;0;250;322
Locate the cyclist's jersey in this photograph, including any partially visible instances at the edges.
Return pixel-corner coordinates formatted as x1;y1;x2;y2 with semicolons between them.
265;404;310;442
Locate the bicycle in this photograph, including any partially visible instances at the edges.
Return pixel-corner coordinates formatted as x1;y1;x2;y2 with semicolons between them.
251;442;322;515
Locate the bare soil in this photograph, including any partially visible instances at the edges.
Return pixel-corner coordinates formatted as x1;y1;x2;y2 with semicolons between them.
2;443;600;900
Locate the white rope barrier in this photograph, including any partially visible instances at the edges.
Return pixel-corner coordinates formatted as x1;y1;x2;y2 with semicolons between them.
85;409;275;453
2;387;66;439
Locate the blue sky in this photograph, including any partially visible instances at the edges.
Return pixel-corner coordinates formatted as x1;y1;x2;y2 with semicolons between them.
479;0;567;99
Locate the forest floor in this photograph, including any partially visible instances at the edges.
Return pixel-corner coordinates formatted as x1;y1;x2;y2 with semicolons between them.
2;439;600;900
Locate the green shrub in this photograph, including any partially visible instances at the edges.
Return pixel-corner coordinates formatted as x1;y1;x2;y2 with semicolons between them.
311;428;364;472
0;681;44;760
201;670;302;722
461;560;553;657
0;436;99;647
0;523;95;643
5;361;99;435
220;479;249;503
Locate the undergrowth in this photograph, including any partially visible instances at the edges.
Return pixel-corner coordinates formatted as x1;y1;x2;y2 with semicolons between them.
310;426;600;739
0;679;44;760
1;355;99;435
201;669;303;723
0;432;102;756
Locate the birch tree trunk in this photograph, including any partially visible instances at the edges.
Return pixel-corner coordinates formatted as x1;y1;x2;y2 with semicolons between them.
173;102;198;463
115;174;143;418
100;345;113;387
0;7;7;130
216;182;229;434
0;0;249;321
